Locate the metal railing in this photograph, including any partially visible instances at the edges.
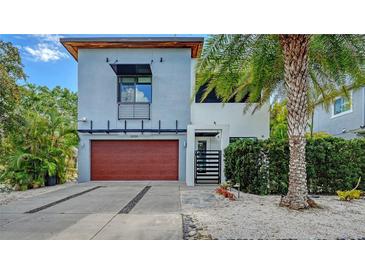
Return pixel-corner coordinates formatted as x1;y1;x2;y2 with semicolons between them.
118;102;150;120
194;150;221;184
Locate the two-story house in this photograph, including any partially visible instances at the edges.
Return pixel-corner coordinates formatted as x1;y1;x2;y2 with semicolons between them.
312;88;365;139
61;37;270;186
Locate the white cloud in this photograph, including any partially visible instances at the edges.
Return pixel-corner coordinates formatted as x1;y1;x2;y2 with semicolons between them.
24;34;68;62
121;88;149;102
32;34;63;45
25;43;67;62
136;89;149;102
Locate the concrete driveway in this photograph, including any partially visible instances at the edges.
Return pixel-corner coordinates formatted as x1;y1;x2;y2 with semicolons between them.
0;182;184;240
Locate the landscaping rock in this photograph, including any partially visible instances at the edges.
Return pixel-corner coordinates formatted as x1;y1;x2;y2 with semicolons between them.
180;185;365;240
188;230;197;237
0;184;13;194
182;214;214;240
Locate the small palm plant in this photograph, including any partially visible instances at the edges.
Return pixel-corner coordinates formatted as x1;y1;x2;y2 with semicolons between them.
197;35;365;209
0;85;78;189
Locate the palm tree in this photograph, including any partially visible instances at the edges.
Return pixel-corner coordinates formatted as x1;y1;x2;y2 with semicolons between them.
197;35;365;209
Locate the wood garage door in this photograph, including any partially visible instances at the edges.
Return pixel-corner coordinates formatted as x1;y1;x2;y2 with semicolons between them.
91;140;179;180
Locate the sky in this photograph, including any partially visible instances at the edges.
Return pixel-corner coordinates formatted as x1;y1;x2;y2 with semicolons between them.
0;34;206;92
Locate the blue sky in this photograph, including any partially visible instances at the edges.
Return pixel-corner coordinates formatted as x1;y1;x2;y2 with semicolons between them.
0;34;206;92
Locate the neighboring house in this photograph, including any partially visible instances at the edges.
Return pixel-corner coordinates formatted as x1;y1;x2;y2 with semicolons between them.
312;88;365;139
61;37;270;186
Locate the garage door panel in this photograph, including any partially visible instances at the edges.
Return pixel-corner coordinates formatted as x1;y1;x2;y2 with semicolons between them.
91;140;179;180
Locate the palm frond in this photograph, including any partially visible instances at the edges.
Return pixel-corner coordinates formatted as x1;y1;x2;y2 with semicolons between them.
196;34;365;115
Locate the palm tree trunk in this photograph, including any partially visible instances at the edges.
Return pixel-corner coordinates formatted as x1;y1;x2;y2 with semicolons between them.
278;35;316;209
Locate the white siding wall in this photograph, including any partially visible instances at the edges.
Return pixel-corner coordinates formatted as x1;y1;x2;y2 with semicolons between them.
191;103;270;139
313;88;365;139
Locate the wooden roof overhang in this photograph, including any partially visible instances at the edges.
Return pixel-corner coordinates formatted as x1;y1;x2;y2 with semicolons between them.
60;37;204;61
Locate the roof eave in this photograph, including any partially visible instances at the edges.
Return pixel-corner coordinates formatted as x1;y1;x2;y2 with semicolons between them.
60;37;204;61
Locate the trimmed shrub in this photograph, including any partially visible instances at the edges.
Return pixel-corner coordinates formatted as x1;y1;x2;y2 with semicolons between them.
224;137;365;195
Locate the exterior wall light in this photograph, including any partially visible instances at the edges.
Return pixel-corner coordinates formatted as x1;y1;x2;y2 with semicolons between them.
78;117;87;122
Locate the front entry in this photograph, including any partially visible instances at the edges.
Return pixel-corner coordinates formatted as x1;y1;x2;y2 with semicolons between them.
194;149;221;184
91;140;179;180
194;136;221;184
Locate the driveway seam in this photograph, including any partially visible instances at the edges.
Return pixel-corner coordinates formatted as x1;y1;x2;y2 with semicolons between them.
89;212;120;240
90;185;151;239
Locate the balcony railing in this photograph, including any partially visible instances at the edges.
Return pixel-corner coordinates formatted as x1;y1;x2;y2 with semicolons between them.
118;102;150;120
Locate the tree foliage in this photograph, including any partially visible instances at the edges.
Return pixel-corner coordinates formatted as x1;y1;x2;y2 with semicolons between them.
270;100;288;139
198;35;365;209
0;41;26;137
196;35;365;111
0;84;78;189
0;40;78;189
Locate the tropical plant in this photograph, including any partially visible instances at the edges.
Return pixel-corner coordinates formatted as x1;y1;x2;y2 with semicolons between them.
0;85;78;189
197;34;365;209
215;186;236;200
336;177;363;201
270;100;288;139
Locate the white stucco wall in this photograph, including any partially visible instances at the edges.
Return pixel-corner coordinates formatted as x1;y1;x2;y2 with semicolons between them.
77;48;192;182
191;103;270;139
78;48;192;130
189;58;270;139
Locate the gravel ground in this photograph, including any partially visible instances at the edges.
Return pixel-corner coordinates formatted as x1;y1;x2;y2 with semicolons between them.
180;186;365;240
0;182;76;205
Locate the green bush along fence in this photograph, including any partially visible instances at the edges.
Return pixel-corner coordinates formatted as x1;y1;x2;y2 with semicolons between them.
224;137;365;195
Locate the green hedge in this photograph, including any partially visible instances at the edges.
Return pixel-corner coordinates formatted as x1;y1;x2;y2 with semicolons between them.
224;137;365;195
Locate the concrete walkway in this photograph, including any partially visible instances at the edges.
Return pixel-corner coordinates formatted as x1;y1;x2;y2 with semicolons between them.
0;182;184;240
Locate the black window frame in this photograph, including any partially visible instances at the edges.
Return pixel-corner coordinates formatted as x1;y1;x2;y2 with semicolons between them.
117;75;152;104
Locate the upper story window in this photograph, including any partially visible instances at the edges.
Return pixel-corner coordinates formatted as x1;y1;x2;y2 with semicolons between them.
332;95;352;117
110;64;152;119
119;76;152;103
